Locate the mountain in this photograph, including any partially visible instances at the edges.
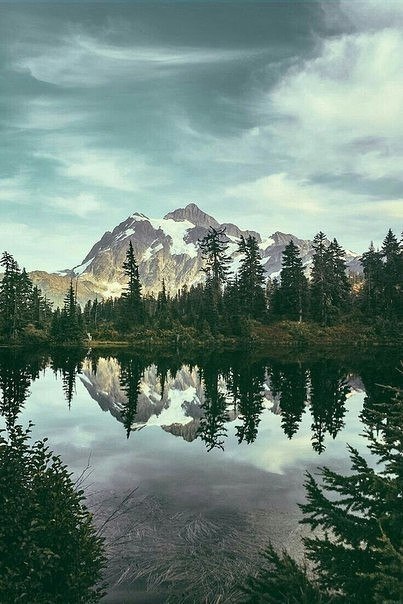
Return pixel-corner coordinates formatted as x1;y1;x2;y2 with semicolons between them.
28;202;361;306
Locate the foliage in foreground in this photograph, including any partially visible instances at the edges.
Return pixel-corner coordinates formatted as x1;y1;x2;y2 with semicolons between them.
0;422;106;603
242;382;403;603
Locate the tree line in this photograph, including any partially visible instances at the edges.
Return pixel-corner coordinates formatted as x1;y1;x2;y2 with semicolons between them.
0;228;401;345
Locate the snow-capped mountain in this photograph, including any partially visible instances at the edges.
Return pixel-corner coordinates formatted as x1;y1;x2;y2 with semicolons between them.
29;202;361;306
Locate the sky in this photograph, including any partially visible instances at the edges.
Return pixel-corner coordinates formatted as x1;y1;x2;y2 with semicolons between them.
0;0;402;271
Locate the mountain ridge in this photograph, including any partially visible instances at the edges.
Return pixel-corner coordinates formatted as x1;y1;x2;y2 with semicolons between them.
27;203;362;307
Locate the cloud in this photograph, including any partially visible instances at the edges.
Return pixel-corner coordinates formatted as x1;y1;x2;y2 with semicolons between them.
340;0;403;30
13;34;256;87
226;172;325;214
47;192;103;218
225;171;402;243
19;98;86;131
35;134;169;192
264;29;403;181
0;176;29;203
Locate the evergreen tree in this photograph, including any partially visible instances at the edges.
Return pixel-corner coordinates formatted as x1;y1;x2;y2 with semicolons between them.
267;277;282;322
278;240;308;322
310;232;332;324
237;235;266;321
243;382;403;604
310;233;350;325
121;241;143;328
197;227;232;331
380;229;402;317
156;279;171;327
327;238;351;317
360;242;384;317
51;283;84;344
0;252;35;340
199;227;232;292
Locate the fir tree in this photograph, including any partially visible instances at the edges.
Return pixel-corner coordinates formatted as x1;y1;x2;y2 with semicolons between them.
380;229;402;317
267;277;282;322
310;232;332;324
360;242;384;317
237;235;266;321
278;240;309;322
51;283;84;344
121;241;143;328
327;238;351;317
0;252;32;340
243;380;403;604
199;227;232;289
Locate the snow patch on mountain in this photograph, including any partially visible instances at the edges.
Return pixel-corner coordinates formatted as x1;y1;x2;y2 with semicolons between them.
73;258;94;276
149;217;198;257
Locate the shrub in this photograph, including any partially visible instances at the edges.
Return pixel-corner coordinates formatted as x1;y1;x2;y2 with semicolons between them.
0;422;106;603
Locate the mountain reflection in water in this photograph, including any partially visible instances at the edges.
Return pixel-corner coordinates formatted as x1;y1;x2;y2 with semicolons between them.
76;351;392;454
0;348;400;603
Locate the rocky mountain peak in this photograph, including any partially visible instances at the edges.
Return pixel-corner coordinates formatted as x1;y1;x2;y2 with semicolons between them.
27;203;362;306
271;231;299;246
164;203;220;229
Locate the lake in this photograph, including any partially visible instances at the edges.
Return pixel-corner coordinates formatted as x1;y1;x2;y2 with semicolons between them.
0;347;400;603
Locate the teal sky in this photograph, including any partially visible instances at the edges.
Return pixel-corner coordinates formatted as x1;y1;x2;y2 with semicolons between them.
1;0;402;271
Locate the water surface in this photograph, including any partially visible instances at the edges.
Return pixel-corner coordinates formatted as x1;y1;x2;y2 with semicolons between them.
0;348;400;603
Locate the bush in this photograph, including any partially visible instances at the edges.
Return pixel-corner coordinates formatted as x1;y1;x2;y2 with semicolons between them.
0;423;106;603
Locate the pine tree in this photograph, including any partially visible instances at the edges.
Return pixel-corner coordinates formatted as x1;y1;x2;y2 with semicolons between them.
310;233;350;325
0;252;49;341
310;232;332;324
199;227;232;290
278;240;308;322
0;252;23;340
156;279;170;327
51;283;84;344
380;229;402;317
327;238;351;318
243;381;403;604
237;235;266;321
360;242;384;317
121;241;143;328
267;277;282;322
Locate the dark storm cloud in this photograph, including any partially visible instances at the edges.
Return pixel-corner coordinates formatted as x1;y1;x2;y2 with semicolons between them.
0;1;401;269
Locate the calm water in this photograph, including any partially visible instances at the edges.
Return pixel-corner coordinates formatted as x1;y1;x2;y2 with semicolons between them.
0;348;401;603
